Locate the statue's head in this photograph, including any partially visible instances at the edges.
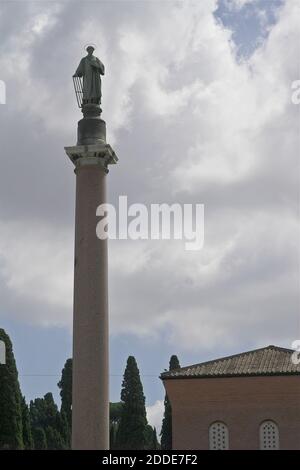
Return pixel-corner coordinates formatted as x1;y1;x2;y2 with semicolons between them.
86;45;95;56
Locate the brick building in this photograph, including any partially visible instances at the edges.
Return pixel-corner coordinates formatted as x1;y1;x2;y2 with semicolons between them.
161;345;300;450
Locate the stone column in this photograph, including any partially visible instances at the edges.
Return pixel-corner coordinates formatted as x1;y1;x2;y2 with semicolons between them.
65;106;117;449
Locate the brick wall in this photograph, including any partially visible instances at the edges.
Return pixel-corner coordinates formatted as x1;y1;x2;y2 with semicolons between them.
163;375;300;449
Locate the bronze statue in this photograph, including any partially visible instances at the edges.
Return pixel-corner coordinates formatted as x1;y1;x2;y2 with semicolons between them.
73;46;105;105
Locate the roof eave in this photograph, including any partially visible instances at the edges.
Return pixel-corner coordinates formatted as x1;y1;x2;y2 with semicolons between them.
160;371;300;380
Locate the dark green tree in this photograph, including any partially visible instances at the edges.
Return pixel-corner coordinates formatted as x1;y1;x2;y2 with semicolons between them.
55;405;69;448
160;355;180;450
56;358;132;450
0;328;23;449
57;358;72;447
21;395;33;449
116;356;148;449
109;402;123;449
46;425;65;450
57;358;72;427
32;427;47;450
110;402;123;423
151;427;159;450
30;392;67;449
144;424;160;449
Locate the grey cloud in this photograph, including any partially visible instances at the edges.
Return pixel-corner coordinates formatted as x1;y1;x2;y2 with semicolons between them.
0;0;298;355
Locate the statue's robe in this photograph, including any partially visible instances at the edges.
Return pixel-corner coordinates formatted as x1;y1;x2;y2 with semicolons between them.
75;55;105;104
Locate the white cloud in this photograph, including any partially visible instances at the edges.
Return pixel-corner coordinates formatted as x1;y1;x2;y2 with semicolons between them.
0;0;298;356
0;220;73;326
109;209;299;351
146;400;164;436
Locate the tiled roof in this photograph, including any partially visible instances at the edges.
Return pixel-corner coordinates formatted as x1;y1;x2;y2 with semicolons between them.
160;345;300;380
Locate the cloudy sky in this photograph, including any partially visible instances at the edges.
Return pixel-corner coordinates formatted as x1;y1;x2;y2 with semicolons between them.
0;0;299;431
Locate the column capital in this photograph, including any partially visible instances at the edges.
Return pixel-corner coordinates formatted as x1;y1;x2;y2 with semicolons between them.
64;143;118;173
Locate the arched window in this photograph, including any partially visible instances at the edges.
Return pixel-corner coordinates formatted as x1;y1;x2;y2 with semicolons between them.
259;420;279;450
209;421;229;450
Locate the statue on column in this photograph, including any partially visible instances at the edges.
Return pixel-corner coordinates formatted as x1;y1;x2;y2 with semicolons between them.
73;45;105;106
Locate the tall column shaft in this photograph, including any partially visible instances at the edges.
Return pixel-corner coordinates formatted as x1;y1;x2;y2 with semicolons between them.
72;160;109;450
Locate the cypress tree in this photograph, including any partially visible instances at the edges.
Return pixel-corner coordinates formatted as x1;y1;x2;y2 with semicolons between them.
57;358;72;427
57;358;72;446
56;406;69;449
110;421;118;450
116;356;148;449
160;355;180;450
32;427;47;450
144;424;153;449
45;425;65;450
110;402;123;423
152;427;159;450
109;402;123;449
21;395;33;449
0;328;23;449
30;392;67;449
56;359;130;449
